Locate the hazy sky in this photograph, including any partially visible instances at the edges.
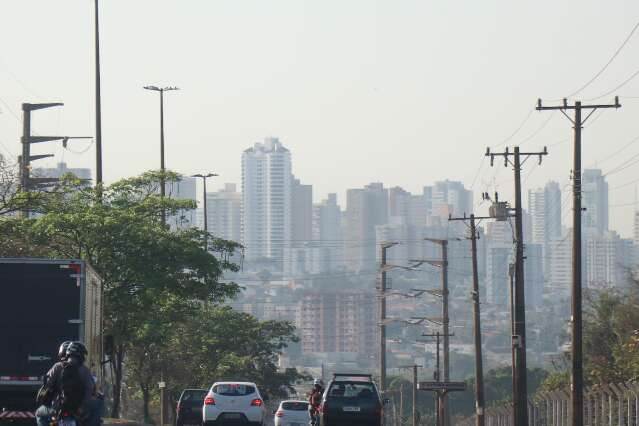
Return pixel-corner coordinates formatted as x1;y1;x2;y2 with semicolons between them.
1;1;639;237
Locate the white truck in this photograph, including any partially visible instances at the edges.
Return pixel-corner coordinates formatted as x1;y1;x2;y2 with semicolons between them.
0;258;103;424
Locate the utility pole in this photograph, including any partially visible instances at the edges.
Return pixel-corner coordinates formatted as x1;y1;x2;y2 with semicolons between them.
191;173;218;248
398;365;421;426
423;332;454;426
94;0;103;187
143;85;179;224
399;383;404;426
19;103;91;217
379;241;398;393
485;146;548;425
536;97;621;425
449;214;491;426
419;238;450;425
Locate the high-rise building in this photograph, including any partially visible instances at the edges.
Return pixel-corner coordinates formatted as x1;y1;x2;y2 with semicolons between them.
33;162;91;182
312;193;342;270
584;229;634;288
291;177;313;242
241;137;292;262
165;176;197;230
343;183;388;271
582;169;609;232
528;181;562;244
547;231;572;296
634;210;639;246
426;180;473;219
388;186;428;226
524;244;544;309
486;246;512;307
205;183;242;242
298;291;376;355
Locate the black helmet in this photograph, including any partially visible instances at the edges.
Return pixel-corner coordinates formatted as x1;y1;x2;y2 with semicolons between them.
58;341;72;360
66;341;88;360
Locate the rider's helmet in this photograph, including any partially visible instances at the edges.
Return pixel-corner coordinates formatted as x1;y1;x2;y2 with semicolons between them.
313;378;324;388
66;341;88;362
58;341;72;360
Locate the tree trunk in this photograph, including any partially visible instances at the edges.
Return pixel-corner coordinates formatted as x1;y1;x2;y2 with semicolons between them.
110;345;125;418
141;384;151;425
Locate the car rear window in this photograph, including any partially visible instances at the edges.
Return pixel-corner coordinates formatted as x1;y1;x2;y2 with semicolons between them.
328;382;376;399
213;384;256;396
282;402;309;411
181;390;207;402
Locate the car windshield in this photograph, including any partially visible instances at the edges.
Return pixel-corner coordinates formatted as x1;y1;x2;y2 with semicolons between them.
213;384;256;396
181;390;207;402
282;401;309;411
328;382;376;399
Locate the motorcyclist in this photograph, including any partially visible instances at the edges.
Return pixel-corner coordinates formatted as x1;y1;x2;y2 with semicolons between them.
308;379;324;425
35;341;72;426
63;342;102;426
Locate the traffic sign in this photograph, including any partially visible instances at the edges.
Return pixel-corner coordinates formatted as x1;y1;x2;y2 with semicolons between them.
418;381;467;392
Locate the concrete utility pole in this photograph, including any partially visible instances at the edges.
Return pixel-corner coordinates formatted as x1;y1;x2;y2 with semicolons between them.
379;241;398;394
143;85;179;224
94;0;103;187
398;365;421;426
420;238;450;425
536;97;621;425
485;146;548;425
191;173;218;248
422;331;453;426
19;103;91;217
449;214;491;426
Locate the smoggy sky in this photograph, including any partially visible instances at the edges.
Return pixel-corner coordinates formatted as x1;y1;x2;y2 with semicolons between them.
1;1;638;237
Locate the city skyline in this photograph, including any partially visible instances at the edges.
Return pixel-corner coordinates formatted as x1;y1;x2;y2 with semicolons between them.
1;1;639;238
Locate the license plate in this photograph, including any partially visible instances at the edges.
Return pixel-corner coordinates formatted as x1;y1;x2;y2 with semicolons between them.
224;413;241;419
343;406;361;412
290;423;301;426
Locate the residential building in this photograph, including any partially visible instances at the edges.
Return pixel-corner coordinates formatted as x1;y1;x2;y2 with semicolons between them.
524;243;544;309
584;229;633;288
582;169;609;232
312;193;342;270
547;231;572;296
298;292;376;355
528;181;562;272
205;183;242;242
343;183;388;271
291;177;313;242
241;137;292;263
166;176;197;230
426;180;473;219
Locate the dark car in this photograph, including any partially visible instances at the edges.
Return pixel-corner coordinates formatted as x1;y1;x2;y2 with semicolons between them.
319;374;383;426
176;389;208;426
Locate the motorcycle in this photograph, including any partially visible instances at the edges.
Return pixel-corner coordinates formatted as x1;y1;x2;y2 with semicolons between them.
51;411;77;426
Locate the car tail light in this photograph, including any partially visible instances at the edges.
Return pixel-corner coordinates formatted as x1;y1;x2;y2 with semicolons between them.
250;398;263;407
275;410;284;417
204;396;216;405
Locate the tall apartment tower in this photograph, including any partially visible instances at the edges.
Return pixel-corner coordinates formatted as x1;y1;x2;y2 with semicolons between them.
344;183;388;271
166;176;197;230
205;183;242;243
242;137;292;262
582;169;609;233
291;177;313;242
528;181;562;272
425;180;473;219
34;161;92;182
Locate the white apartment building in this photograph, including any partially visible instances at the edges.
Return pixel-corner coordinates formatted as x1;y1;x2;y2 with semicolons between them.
205;183;242;243
242;137;292;261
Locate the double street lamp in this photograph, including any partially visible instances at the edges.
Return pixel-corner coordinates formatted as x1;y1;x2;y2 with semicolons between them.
143;85;179;224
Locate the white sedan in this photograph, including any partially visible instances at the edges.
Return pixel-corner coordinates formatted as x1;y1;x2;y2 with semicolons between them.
274;400;311;426
202;382;267;425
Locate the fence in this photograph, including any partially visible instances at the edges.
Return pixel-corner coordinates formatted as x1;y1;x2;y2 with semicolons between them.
457;383;639;426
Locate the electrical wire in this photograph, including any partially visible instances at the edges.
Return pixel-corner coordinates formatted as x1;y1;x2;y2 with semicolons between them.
492;109;534;148
584;67;639;101
566;20;639;99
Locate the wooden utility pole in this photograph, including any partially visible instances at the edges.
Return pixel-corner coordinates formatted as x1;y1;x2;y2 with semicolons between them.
449;214;491;426
486;146;548;425
423;332;454;426
536;97;621;425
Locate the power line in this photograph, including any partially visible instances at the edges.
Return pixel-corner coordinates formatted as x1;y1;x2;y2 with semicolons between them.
565;20;639;99
492;109;534;148
584;67;639;101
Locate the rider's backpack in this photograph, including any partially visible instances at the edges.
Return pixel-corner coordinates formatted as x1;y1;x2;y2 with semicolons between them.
59;361;86;413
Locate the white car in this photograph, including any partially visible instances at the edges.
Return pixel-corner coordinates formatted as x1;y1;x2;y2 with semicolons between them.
274;400;311;426
202;382;267;426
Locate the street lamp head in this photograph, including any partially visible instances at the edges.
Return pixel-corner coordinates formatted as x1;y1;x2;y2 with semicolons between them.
143;85;160;91
143;85;180;92
191;173;219;179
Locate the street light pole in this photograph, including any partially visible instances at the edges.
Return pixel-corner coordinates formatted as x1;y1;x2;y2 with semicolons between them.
191;173;218;249
94;0;103;188
143;85;179;224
